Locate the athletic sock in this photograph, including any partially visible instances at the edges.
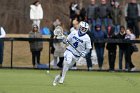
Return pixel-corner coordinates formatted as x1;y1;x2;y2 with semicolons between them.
53;75;61;83
60;64;69;83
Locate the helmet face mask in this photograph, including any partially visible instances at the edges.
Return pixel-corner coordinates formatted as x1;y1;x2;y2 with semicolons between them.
79;21;89;34
80;27;88;32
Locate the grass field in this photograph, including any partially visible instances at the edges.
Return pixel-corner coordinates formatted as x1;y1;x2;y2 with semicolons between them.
0;69;140;93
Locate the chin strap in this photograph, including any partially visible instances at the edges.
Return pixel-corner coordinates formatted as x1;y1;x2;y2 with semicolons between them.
78;30;86;37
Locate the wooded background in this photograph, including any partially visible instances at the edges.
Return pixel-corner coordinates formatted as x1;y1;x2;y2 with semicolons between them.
0;0;138;34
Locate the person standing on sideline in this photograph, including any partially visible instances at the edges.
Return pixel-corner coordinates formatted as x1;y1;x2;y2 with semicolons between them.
124;0;140;38
30;0;43;28
93;24;107;70
86;0;98;32
53;21;92;86
29;25;43;68
0;27;6;67
116;26;127;70
106;25;117;71
125;28;136;71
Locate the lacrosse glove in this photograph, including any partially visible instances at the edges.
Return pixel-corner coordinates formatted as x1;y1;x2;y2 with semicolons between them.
80;51;87;58
62;38;69;45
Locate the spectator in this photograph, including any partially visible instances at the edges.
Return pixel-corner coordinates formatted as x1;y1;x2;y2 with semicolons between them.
70;20;79;33
93;24;107;70
0;27;6;68
86;0;98;32
29;25;43;68
110;1;122;35
30;0;43;28
53;18;61;30
108;0;116;19
106;25;117;71
69;1;80;27
125;28;136;71
124;0;140;38
52;26;66;69
96;0;112;31
78;1;86;21
110;0;116;7
51;19;65;69
116;26;127;70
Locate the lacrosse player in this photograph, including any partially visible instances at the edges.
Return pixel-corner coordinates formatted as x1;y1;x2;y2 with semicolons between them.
53;21;92;86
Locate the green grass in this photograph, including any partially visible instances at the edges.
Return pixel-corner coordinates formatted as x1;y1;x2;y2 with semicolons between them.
0;69;140;93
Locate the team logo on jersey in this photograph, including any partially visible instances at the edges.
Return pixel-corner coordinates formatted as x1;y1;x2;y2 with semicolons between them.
73;36;83;43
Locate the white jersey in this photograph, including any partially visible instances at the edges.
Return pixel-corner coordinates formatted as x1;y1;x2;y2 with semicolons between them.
70;27;77;33
66;30;92;57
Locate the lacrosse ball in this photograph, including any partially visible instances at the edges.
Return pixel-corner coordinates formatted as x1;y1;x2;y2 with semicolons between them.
53;83;57;86
47;70;50;74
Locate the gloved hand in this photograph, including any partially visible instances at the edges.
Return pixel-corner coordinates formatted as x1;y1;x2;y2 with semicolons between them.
80;51;87;57
62;37;69;45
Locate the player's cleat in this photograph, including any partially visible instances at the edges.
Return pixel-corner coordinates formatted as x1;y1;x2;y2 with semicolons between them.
59;77;64;84
53;75;61;86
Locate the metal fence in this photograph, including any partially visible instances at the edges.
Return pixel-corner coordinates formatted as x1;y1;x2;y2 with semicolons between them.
0;38;140;71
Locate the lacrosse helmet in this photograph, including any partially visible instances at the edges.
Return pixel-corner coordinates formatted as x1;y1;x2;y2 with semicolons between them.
78;21;89;35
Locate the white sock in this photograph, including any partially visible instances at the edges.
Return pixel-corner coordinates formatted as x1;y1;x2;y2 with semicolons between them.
61;64;69;81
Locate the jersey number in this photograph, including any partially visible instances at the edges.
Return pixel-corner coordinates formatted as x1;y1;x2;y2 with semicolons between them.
73;42;79;48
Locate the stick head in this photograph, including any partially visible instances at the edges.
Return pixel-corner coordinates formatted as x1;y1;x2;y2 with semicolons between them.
54;26;64;39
